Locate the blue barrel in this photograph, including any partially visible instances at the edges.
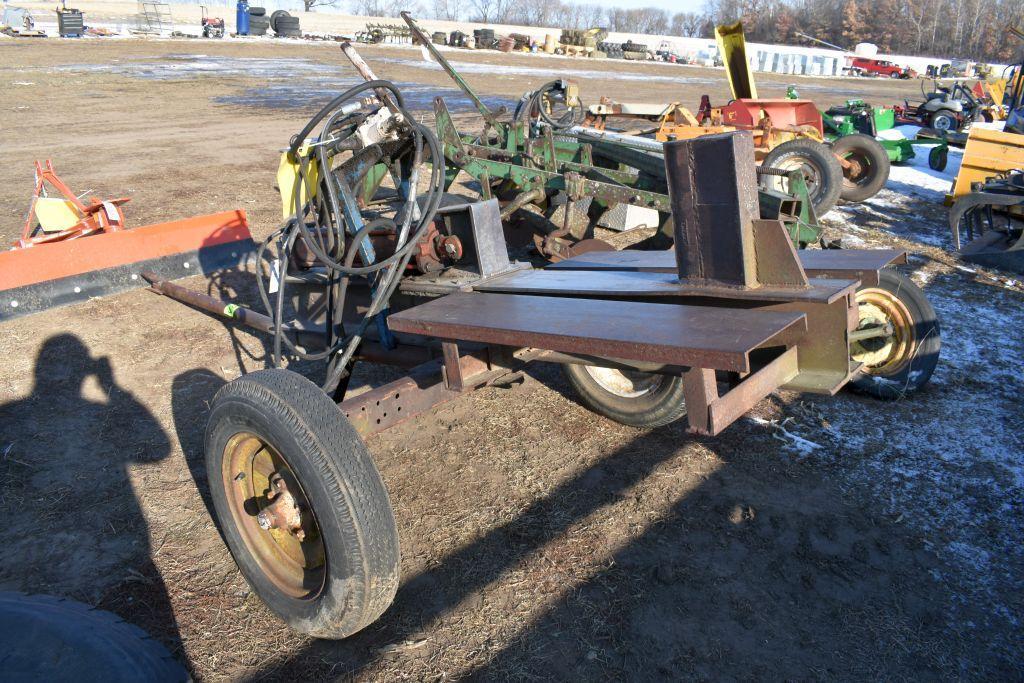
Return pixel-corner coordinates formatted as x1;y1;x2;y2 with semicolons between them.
236;0;249;35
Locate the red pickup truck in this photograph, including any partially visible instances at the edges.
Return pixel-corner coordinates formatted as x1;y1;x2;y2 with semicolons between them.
848;57;916;79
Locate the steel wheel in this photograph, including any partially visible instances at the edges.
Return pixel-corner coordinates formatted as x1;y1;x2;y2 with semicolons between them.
221;432;326;600
772;155;823;197
851;287;916;376
583;366;665;398
761;138;843;216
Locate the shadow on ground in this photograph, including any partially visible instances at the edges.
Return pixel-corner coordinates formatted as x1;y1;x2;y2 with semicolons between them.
0;333;188;669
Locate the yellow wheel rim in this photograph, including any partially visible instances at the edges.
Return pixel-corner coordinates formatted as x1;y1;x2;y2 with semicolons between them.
221;432;326;599
851;287;917;376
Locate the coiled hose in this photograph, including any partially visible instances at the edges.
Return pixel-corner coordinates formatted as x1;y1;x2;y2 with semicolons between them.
514;80;584;130
254;79;445;394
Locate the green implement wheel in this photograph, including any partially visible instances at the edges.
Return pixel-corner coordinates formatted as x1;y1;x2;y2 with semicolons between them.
831;134;890;202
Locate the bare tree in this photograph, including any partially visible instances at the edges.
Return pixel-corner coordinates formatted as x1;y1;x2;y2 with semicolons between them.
304;0;339;11
349;0;412;17
432;0;465;21
468;0;513;22
671;11;705;36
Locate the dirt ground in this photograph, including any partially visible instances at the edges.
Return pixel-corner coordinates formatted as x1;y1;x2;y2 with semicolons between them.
1;38;1021;681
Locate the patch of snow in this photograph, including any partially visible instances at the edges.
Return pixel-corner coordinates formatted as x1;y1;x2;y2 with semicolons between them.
746;416;823;458
375;56;714;84
815;281;1024;630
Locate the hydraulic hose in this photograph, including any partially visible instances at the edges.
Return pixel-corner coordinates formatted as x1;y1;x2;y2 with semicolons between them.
254;80;446;392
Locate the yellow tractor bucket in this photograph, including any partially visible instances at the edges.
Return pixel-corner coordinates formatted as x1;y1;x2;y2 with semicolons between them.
948;127;1024;203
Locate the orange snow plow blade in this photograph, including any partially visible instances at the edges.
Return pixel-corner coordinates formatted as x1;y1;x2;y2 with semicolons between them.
0;210;255;320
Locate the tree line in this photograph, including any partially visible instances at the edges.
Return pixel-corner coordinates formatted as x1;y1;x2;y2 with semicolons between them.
348;0;1024;63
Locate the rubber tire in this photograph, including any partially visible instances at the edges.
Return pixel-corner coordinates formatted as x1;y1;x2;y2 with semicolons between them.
0;592;188;682
270;9;289;32
849;269;941;400
206;368;400;639
248;6;266;16
890;71;900;78
762;138;844;217
928;145;948;172
930;110;957;131
831;133;890;202
562;364;688;428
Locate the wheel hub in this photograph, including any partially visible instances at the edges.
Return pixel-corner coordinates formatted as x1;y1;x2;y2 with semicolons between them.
850;288;917;375
222;433;326;598
257;473;307;542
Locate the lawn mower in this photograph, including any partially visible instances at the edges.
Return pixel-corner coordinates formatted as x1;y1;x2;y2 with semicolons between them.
201;6;224;38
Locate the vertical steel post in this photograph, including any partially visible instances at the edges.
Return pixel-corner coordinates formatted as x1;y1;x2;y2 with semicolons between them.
663;131;760;287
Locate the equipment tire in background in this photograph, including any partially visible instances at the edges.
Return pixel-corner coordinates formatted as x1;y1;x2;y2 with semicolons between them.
269;9;291;32
761;138;844;216
275;16;300;36
206;368;400;639
928;145;948;172
849;268;940;399
563;364;688;428
831;133;890;202
0;592;188;682
929;109;957;131
248;5;266;15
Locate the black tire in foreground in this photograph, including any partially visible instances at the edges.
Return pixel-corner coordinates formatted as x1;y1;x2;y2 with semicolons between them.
563;364;688;428
761;138;844;216
0;592;188;682
831;133;891;202
206;368;400;639
849;268;941;399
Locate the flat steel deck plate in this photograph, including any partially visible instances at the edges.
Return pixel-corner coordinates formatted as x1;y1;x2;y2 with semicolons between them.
387;291;807;373
546;248;907;278
474;268;858;304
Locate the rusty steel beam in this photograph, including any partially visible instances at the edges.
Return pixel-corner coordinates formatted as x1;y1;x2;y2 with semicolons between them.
340;348;526;436
682;346;799;436
142;272;434;368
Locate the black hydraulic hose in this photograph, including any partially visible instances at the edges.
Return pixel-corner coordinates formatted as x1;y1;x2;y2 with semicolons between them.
516;80;584;130
256;80;446;385
288;80;405;156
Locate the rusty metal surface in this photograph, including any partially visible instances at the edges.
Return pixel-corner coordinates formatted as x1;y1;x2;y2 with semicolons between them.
798;248;907;287
548;247;906;277
681;346;799;436
770;294;857;395
546;248;903;290
665;131;759;287
441;341;466;391
340;348;526;437
387;291;807;373
474;268;858;304
751;219;810;288
707;346;799;433
257;474;307;542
